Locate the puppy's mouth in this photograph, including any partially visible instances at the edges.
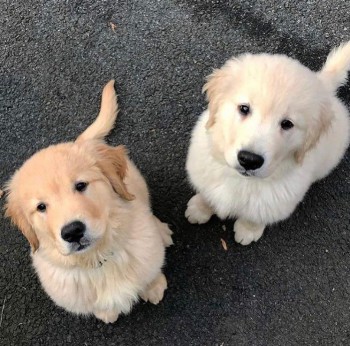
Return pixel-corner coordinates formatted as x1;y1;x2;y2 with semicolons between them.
236;168;255;177
70;239;92;253
77;243;89;251
236;168;273;179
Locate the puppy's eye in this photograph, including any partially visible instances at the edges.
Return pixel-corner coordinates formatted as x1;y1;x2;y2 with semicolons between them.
281;119;294;130
37;203;47;212
238;104;250;116
75;181;88;192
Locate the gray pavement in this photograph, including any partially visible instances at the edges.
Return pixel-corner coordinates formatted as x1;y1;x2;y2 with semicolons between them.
0;1;349;345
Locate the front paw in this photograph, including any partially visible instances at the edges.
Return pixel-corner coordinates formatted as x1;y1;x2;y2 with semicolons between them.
140;273;167;305
234;219;265;246
154;218;173;247
94;309;119;324
185;194;213;224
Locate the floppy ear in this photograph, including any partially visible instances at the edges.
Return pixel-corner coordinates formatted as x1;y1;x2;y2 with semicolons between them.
295;103;333;163
202;68;228;129
95;143;135;201
5;192;39;252
203;58;242;129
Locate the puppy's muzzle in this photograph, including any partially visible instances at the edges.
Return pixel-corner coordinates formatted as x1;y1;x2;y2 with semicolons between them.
61;221;86;243
237;150;264;171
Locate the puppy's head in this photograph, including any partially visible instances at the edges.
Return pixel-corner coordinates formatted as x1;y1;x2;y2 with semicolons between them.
204;53;333;178
5;141;133;255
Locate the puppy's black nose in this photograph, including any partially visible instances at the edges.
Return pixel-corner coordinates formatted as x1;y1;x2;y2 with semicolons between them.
237;150;264;170
61;221;86;243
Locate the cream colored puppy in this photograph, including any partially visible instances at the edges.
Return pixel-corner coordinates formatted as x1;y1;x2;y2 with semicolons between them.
5;81;172;323
186;42;350;245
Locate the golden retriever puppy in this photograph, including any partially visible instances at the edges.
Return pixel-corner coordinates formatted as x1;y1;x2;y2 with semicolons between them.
5;80;173;323
186;42;350;245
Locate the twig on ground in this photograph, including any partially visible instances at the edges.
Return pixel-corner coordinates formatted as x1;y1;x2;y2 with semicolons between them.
0;296;7;328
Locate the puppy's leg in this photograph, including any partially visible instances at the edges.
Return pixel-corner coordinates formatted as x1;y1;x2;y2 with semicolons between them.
185;193;214;224
234;219;265;246
94;309;120;324
140;273;167;305
154;217;173;247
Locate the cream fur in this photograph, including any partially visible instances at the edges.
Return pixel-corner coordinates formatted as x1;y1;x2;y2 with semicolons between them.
5;81;172;323
186;42;350;245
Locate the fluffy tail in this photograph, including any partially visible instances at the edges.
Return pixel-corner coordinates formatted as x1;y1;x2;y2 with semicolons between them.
76;80;118;142
318;41;350;92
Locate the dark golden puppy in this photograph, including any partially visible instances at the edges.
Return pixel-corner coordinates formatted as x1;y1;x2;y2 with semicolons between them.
6;81;172;323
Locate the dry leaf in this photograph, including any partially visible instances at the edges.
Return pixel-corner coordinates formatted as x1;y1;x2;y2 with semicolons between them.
109;22;117;32
220;238;228;251
0;189;3;198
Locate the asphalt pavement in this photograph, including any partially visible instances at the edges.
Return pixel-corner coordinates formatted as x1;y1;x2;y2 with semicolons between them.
0;1;349;345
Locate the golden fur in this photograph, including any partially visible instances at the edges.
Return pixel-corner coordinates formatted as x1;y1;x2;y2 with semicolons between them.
5;80;172;323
